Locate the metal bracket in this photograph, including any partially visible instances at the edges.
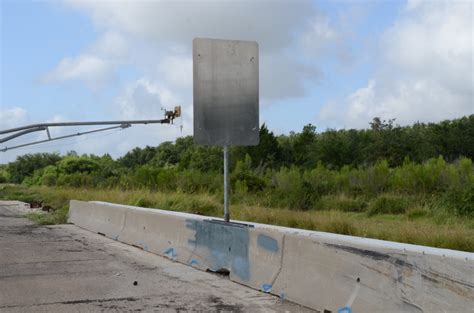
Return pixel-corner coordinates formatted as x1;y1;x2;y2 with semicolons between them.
45;127;51;140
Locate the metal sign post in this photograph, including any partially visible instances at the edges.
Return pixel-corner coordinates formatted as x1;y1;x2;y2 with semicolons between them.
223;145;230;222
193;38;259;222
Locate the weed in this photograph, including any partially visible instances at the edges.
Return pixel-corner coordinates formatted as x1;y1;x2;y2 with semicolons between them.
407;206;430;220
317;194;367;212
367;195;409;216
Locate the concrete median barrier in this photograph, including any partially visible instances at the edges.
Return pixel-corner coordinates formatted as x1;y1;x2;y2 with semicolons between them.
184;219;283;290
69;200;474;312
68;200;126;238
113;204;196;263
69;201;284;294
242;227;284;293
270;229;474;312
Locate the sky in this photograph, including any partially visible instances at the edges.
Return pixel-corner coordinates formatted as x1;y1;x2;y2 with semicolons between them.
1;0;473;163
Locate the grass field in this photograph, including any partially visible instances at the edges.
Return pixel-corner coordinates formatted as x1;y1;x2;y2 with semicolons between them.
1;184;473;252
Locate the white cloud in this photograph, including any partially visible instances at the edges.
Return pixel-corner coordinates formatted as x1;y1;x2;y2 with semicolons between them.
157;55;192;90
67;0;326;100
25;1;361;160
304;16;338;52
116;78;179;120
108;78;188;154
42;54;114;91
260;53;322;100
42;31;127;91
319;0;474;128
302;14;352;64
0;107;28;129
69;1;313;52
89;31;128;60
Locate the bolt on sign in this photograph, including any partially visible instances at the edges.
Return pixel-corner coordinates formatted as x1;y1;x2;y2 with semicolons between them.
193;38;259;146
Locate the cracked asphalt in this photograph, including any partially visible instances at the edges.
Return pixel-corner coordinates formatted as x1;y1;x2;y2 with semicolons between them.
0;203;313;312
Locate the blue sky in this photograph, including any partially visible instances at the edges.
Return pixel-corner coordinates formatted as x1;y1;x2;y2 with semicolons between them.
1;0;472;162
2;2;123;121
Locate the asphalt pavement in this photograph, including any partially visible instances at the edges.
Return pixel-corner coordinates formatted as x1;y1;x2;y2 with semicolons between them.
0;202;313;312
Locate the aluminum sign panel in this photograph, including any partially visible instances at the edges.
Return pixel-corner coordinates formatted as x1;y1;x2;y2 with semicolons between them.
193;38;259;146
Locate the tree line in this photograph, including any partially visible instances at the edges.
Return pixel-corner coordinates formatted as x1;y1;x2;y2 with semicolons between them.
1;115;473;184
0;115;472;217
116;114;474;172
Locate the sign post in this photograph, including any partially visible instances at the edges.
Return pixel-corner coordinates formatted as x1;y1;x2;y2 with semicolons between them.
223;145;230;222
193;38;259;222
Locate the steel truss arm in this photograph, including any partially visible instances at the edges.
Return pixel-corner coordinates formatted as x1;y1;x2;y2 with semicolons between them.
1;124;131;152
0;106;181;152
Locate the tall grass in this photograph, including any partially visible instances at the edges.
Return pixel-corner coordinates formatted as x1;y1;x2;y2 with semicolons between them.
19;157;474;218
1;184;473;252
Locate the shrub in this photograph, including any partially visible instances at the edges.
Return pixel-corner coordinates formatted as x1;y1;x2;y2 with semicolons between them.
231;172;266;192
391;156;455;194
133;166;159;188
231;155;266;193
234;180;248;196
443;183;474;217
7;153;61;183
59;157;99;174
360;160;391;194
23;171;43;186
0;169;8;183
56;173;93;187
271;167;316;210
176;170;220;193
345;163;390;195
368;194;409;216
155;168;178;191
40;165;59;186
303;163;337;195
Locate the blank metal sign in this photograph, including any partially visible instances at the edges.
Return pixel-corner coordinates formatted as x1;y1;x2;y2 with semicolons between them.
193;38;259;146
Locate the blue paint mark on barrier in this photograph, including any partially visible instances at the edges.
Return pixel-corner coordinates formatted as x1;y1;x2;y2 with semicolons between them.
143;245;149;252
164;247;177;259
280;292;285;301
262;284;272;292
186;219;250;281
257;234;279;252
337;306;352;313
190;259;199;266
113;235;119;241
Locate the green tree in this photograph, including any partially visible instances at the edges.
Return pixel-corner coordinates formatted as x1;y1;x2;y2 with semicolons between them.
7;153;61;183
234;124;282;169
293;124;317;168
58;156;99;174
118;146;157;168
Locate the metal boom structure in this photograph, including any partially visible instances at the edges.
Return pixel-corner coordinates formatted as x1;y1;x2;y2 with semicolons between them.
0;106;181;152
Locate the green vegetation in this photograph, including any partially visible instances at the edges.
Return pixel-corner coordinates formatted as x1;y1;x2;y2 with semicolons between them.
1;115;473;251
1;184;473;252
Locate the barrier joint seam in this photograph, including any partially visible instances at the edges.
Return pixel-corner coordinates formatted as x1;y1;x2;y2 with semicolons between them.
269;232;286;287
119;208;127;237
